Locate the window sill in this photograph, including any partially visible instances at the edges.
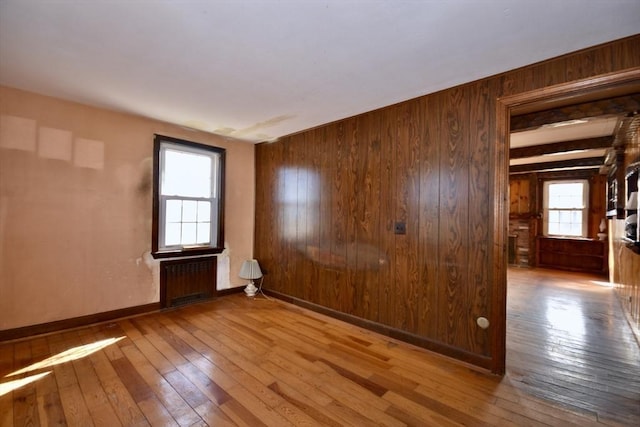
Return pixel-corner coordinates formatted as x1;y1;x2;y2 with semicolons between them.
152;246;223;259
541;236;594;241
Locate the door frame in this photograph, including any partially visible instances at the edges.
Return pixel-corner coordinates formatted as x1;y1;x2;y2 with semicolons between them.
490;67;640;374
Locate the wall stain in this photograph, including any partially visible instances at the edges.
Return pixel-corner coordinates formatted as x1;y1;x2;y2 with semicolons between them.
211;115;296;141
137;157;152;195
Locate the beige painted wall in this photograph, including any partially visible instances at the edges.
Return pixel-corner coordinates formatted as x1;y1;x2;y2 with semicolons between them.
0;86;255;330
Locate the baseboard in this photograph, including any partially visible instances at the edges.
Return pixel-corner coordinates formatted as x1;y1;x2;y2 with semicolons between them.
0;302;161;342
264;289;493;372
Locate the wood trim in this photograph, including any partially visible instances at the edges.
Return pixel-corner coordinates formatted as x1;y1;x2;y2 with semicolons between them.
505;67;640;114
491;88;509;375
264;289;493;372
151;134;226;259
0;303;160;342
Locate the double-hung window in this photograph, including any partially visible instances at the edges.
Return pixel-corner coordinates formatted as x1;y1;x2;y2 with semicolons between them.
543;180;588;238
152;135;225;257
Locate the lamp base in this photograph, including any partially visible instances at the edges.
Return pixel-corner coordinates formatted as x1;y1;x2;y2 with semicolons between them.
244;281;257;297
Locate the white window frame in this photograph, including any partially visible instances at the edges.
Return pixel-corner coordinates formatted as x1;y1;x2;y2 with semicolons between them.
543;179;589;238
152;135;225;258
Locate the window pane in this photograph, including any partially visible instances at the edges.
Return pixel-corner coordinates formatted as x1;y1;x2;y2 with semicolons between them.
198;201;211;221
182;200;197;222
166;200;182;223
571;210;581;223
548;208;584;237
162;150;211;197
165;223;181;246
181;223;196;245
570;223;581;236
557;223;572;235
548;182;584;208
197;223;210;244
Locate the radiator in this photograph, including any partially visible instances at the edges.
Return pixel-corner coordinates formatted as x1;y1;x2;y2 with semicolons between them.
160;256;217;307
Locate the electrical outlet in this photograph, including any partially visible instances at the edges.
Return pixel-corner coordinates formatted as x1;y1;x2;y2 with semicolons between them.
394;222;406;235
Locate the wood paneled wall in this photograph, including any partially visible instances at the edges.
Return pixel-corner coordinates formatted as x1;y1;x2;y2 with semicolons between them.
254;35;640;371
611;113;640;329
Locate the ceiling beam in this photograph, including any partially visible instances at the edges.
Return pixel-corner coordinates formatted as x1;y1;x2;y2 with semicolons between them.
510;94;640;132
510;136;613;159
509;157;603;174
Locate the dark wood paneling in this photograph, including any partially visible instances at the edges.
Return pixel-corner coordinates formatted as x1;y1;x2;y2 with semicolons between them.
344;118;359;315
394;103;410;331
254;35;640;372
355;112;381;321
468;80;492;355
589;174;608;237
377;107;397;327
537;237;607;274
437;87;469;348
417;96;439;338
612;111;640;332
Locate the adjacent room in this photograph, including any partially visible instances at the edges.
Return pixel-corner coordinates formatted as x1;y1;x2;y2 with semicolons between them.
1;1;639;425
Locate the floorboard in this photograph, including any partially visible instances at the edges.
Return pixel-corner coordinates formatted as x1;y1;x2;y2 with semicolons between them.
507;267;640;426
1;267;638;426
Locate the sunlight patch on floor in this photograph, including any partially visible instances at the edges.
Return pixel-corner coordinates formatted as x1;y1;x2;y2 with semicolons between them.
8;336;124;377
0;371;51;397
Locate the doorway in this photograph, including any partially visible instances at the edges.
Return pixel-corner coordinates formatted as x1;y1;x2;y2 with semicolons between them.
492;67;640;374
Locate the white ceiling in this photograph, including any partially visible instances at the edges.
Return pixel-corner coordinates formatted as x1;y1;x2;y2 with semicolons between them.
1;0;639;143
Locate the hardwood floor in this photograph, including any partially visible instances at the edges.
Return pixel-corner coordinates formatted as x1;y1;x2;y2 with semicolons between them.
1;268;638;426
506;267;639;426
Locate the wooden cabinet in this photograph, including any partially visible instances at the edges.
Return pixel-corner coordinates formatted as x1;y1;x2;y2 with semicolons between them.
536;237;607;275
509;177;531;217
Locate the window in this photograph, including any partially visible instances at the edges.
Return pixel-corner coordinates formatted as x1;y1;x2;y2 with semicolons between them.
543;180;588;238
152;135;224;257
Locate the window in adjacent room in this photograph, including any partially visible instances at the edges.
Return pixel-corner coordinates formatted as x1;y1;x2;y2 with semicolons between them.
152;135;225;258
543;180;588;238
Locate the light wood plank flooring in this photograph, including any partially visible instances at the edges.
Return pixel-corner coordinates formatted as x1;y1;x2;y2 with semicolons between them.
1;268;638;426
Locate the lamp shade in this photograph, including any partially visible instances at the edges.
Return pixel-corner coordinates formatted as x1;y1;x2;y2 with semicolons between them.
626;191;638;210
239;259;262;280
